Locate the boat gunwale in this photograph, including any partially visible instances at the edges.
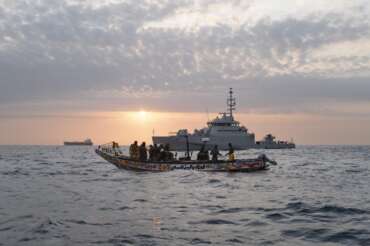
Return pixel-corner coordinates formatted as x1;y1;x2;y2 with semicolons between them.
95;149;264;165
95;148;270;172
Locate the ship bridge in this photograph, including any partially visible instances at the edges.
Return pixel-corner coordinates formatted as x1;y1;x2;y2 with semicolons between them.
207;88;242;128
207;113;240;127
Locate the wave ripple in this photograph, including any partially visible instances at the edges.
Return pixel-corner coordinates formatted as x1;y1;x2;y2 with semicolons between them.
0;145;370;245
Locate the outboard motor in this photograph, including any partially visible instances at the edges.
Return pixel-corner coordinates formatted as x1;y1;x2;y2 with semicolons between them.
258;154;277;165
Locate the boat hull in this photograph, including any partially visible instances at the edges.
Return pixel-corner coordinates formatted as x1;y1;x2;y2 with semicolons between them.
95;149;268;172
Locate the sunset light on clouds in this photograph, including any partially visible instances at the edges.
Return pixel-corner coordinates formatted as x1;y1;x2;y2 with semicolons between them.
0;0;370;145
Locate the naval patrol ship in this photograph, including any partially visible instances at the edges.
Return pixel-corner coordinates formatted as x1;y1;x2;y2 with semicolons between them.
152;88;295;150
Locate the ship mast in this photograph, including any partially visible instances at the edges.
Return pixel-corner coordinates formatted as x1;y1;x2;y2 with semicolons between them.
227;87;236;119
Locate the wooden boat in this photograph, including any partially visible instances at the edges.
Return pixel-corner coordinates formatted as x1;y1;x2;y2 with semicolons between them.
95;147;276;172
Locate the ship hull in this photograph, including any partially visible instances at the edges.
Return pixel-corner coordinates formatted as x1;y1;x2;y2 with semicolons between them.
153;135;255;151
152;136;295;150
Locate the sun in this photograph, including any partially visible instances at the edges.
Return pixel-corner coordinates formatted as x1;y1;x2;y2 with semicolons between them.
126;110;153;123
138;110;148;121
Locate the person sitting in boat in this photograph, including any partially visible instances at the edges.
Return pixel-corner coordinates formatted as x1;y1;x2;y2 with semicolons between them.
139;142;147;161
227;143;235;161
211;145;221;161
129;141;139;160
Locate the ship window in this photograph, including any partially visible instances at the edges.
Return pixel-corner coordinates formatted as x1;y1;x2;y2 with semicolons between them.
212;123;230;126
218;129;240;132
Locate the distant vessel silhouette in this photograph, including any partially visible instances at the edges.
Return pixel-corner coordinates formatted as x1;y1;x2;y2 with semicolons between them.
153;88;295;150
64;139;93;146
256;134;295;149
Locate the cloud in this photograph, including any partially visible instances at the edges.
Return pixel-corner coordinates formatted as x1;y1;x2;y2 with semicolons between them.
140;1;252;32
140;0;368;32
0;0;370;115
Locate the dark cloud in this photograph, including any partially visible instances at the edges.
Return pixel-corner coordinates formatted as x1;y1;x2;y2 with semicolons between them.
0;0;369;114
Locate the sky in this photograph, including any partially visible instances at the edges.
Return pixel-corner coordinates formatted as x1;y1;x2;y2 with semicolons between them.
1;0;370;145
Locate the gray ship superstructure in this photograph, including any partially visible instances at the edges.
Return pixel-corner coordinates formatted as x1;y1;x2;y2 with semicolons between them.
256;134;295;149
152;88;295;150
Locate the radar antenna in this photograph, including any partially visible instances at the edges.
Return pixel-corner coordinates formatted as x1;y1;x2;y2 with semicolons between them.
227;88;236;118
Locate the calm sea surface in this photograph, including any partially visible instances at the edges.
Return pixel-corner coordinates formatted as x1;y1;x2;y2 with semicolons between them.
0;145;370;245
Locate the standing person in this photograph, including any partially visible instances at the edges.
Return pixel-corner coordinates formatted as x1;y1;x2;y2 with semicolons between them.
227;143;235;161
129;141;139;160
197;144;209;161
148;145;154;161
139;142;147;161
158;144;165;161
204;146;210;161
197;145;205;160
164;144;174;161
152;144;159;161
211;145;221;162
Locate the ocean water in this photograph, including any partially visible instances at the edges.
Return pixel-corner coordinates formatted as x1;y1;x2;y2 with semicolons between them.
0;145;370;246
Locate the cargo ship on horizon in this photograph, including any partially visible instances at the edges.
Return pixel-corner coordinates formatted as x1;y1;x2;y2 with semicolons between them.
64;139;93;146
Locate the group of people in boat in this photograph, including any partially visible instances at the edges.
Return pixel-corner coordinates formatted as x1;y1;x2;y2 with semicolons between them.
197;143;234;161
128;141;235;162
129;141;174;161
